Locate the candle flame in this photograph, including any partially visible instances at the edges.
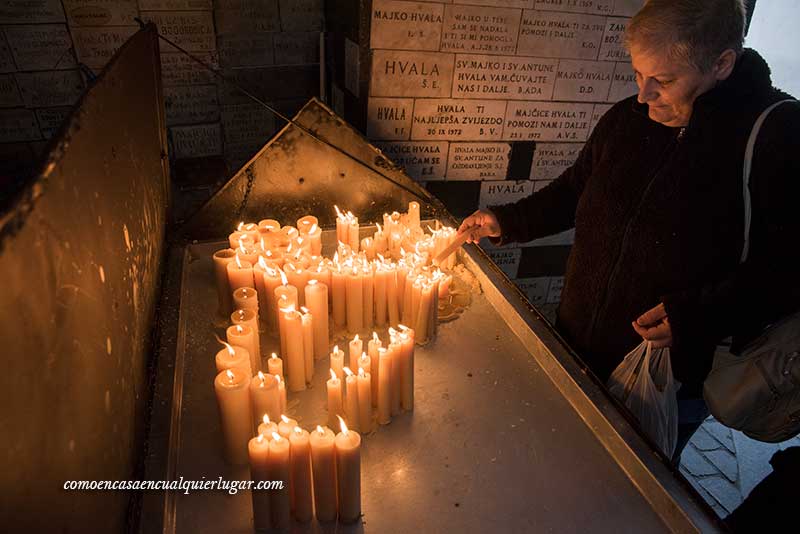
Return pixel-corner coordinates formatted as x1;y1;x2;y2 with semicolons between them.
375;222;382;234
275;374;282;385
337;415;349;435
333;345;339;354
316;425;325;435
330;368;337;381
258;256;268;270
239;242;247;254
333;252;339;265
266;249;273;258
215;334;236;357
308;278;318;285
263;414;271;425
257;433;264;443
226;369;235;381
297;237;304;245
301;306;310;314
388;327;397;336
377;253;385;262
271;352;278;360
286;243;293;253
258;370;265;382
373;331;379;342
310;223;318;233
235;254;243;268
272;432;282;442
358;367;365;377
281;414;291;424
260;237;266;250
334;205;343;218
238;221;244;231
294;426;302;434
280;270;288;286
236;324;244;333
343;366;353;377
398;324;410;331
353;334;359;342
400;247;406;257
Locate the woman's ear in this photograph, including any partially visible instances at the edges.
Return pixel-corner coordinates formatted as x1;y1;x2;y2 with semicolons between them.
714;49;737;81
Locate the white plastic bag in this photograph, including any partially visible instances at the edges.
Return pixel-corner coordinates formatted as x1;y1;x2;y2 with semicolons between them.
607;341;680;458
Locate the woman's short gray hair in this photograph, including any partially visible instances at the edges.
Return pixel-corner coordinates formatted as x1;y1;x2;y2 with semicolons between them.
625;0;746;72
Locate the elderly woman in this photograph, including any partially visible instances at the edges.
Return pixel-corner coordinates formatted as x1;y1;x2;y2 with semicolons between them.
460;0;799;462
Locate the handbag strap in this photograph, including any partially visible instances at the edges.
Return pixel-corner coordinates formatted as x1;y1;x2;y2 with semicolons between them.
740;99;796;263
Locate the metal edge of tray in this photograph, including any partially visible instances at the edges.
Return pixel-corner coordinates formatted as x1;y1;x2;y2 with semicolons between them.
457;242;721;533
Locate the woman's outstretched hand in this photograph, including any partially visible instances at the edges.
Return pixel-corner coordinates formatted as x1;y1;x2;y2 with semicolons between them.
458;210;501;244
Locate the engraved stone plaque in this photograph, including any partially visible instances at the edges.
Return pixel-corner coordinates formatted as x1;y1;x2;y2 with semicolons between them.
71;26;138;69
440;4;521;56
217;33;274;68
452;54;557;100
517;10;605;60
161;51;218;86
486;247;522;278
214;0;279;34
141;11;215;51
4;24;76;71
534;0;613;15
515;276;551;306
371;49;453;98
598;17;628;62
589;102;612;135
479;179;533;209
374;141;448;181
447;142;510;181
170;122;222;158
613;0;644;17
607;61;637;102
366;97;413;140
503;101;592;142
220;102;276;148
0;34;15;73
529;142;581;181
274;32;319;65
0;73;22;107
455;0;531;7
164;84;219;126
370;0;444;51
278;0;322;32
138;0;212;9
35;106;72;138
63;0;139;27
553;59;614;102
411;98;506;141
0;108;41;142
0;0;65;24
15;70;84;107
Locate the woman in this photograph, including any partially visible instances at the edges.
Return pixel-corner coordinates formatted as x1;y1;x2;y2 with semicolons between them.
460;0;800;462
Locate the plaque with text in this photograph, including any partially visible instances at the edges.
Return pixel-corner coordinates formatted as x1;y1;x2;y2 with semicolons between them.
479;179;533;209
515;276;551;306
374;141;448;181
141;11;215;51
503;101;592;142
517;10;605;60
486;247;522;278
221;102;276;147
452;54;557;100
534;0;613;15
15;70;84;107
161;51;218;86
71;26;138;70
0;35;15;73
371;49;453;98
0;108;41;142
214;0;279;34
589;102;612;134
279;0;322;32
366;97;413;140
598;17;628;62
35;106;71;138
447;142;510;181
411;98;506;140
607;61;636;102
0;0;65;24
553;59;614;102
274;32;319;65
546;275;564;303
441;4;521;56
63;0;139;27
5;24;76;71
170;122;222;158
137;0;212;9
217;33;274;68
164;84;219;126
0;73;22;107
370;0;444;51
613;0;644;17
530;142;581;181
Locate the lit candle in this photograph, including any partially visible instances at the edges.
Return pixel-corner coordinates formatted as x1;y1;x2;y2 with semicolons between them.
266;432;291;530
261;265;283;332
300;307;314;384
248;433;271;530
362;262;374;330
289;426;313;523
309;425;337;522
232;287;259;326
331;257;347;328
278;414;298;439
257;218;281;249
335;206;348;245
346;266;363;335
276;374;287;415
284;262;307;307
357;367;372;433
326;368;344;430
274;270;298;335
396;262;409;317
214;338;251;374
386;266;400;326
305;279;329;360
227;254;254;292
438;273;452;301
408;201;420;229
282;307;306;392
399;330;415;411
268;352;283;378
377;347;391;425
361;236;375;260
348;216;360;253
226;323;259;373
343;367;360;432
368;332;381;406
231;308;260;362
212;248;237;316
373;222;387;254
415;281;433;344
374;261;388;327
214;367;252;465
330;345;344;380
348;334;362;369
257;414;279;438
237;241;260;265
388;340;401;416
252;256;272;327
251;371;281;425
228;229;247;250
307;223;322;256
296;214;318;235
335;416;361;523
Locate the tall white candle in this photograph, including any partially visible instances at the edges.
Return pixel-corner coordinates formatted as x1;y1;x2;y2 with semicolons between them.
276;374;287;415
362;263;374;330
261;265;283;332
214;340;251;375
415;282;433;344
284;262;307;307
408;201;420;229
377;347;392;425
335;416;361;523
212;248;236;316
300;307;314;383
248;434;271;530
227;255;254;291
343;367;360;433
232;287;259;325
368;333;381;407
388;340;401;416
327;368;344;430
330;345;344;379
214;368;252;465
309;425;337;522
331;260;347;328
266;432;291;530
357;367;373;433
374;263;388;327
305;279;329;360
231;308;260;362
399;330;415;411
282;308;306;392
268;352;283;378
226;324;259;373
251;371;281;425
348;334;362;369
348;218;360;253
386;267;400;326
289;426;313;523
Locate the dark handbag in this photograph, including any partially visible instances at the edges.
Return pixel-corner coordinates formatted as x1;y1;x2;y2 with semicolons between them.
703;99;800;443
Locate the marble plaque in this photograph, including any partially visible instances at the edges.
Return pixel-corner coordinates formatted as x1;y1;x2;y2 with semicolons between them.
217;33;274;68
160;51;218;86
589;102;612;135
529;142;581;181
503;101;592;142
553;59;614;102
598;17;628;62
0;73;22;107
411;99;506;141
278;0;322;31
63;0;138;26
452;54;557;100
613;0;644;17
486;247;522;278
515;276;551;306
534;0;613;15
366;97;413;140
0;0;65;24
15;70;84;107
370;0;444;51
446;142;510;180
4;24;76;71
164;84;219;126
35;106;72;138
0;108;41;142
214;0;279;35
345;38;360;97
517;10;605;60
220;102;276;147
0;34;15;73
170;122;222;158
546;275;564;303
607;61;637;102
440;4;521;56
274;32;319;65
374;141;448;181
137;0;212;9
479;179;533;209
71;26;138;69
371;49;453;98
455;0;531;7
141;11;215;51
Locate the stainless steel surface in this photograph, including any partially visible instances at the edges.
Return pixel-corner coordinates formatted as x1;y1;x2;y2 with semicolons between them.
158;224;720;534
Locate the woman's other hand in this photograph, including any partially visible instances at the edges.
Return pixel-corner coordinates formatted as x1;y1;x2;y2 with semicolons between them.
458;210;501;243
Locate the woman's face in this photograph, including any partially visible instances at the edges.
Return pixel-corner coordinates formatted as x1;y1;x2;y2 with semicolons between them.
630;44;720;128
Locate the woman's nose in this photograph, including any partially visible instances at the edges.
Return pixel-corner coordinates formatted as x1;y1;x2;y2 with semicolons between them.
637;78;658;104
